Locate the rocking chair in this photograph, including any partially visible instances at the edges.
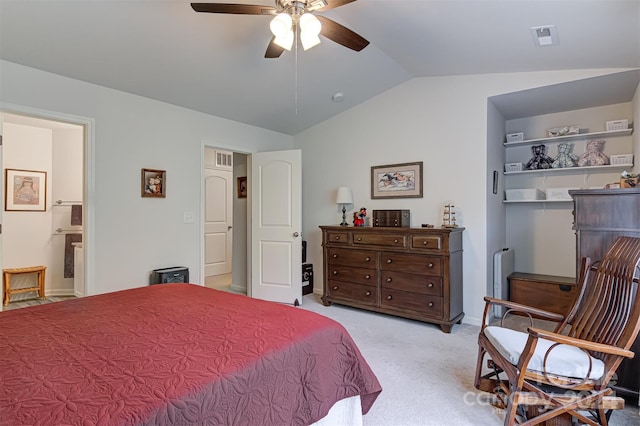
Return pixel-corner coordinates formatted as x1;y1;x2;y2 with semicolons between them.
475;236;640;426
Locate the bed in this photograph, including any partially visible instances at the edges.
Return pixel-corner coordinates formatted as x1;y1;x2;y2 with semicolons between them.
0;284;381;425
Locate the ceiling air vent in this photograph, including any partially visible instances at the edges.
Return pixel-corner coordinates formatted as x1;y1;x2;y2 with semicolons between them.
530;25;558;46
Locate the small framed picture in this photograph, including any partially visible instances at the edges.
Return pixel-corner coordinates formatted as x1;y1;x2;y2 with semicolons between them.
371;162;423;199
237;176;247;198
5;169;47;211
141;168;166;198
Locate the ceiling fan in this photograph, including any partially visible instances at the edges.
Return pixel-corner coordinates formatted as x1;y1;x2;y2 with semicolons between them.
191;1;369;58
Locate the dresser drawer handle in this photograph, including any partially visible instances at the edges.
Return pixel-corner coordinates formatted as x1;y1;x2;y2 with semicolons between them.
427;282;434;288
386;277;392;283
332;254;338;258
357;237;362;241
394;239;399;243
428;302;434;307
386;295;393;300
422;241;428;245
365;291;372;296
335;236;341;240
559;285;572;292
332;270;338;275
365;275;371;280
427;262;434;268
386;259;392;264
365;256;371;262
332;285;339;290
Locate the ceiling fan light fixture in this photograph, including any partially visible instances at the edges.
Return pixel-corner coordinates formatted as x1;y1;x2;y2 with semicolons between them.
299;13;322;50
274;30;294;50
270;13;292;38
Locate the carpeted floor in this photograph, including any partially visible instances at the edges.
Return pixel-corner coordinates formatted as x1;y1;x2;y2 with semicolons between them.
300;293;640;426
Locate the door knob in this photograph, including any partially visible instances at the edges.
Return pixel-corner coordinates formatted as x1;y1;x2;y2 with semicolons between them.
293;232;300;237
228;226;232;230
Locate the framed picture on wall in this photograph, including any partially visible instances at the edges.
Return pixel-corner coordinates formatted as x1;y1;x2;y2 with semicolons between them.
5;168;47;211
371;161;423;199
237;176;247;198
141;168;166;198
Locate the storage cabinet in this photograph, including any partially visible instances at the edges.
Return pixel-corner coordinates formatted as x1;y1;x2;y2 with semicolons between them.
570;188;640;396
320;226;464;333
508;272;578;317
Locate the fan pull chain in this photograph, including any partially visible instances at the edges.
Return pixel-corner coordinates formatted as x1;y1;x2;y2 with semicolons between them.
294;25;299;116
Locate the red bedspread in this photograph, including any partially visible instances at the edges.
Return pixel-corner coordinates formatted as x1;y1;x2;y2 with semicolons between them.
0;284;381;425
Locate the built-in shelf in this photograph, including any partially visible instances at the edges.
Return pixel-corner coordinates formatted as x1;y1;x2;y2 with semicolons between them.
504;163;633;176
503;199;573;204
504;128;633;147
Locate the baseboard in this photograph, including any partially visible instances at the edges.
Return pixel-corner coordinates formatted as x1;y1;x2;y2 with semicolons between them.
230;283;247;294
45;289;75;297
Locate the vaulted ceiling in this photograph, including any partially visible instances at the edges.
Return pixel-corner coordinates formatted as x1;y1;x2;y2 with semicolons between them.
1;0;639;135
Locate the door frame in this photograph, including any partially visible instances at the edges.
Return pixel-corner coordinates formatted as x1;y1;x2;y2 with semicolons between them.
0;103;95;305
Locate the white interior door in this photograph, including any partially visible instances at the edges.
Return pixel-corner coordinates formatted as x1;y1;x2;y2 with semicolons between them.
0;114;3;311
204;168;232;277
250;149;302;304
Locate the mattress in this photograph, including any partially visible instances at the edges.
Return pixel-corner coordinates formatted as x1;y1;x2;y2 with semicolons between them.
0;284;381;425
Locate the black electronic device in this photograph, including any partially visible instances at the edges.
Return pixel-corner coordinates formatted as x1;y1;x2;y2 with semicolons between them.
150;266;189;284
302;240;307;263
302;263;313;295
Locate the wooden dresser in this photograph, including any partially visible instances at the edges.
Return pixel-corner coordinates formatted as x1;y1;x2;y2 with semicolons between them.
320;226;464;333
570;188;640;397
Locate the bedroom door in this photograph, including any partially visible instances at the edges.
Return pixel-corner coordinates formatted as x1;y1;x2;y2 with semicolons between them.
204;168;233;277
249;149;302;305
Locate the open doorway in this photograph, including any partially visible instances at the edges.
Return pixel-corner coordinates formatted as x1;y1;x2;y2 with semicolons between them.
203;148;248;294
1;112;85;311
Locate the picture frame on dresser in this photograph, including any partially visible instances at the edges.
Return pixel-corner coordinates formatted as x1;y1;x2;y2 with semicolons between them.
370;162;423;199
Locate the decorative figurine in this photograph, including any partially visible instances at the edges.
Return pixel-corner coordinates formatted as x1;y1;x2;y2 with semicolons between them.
442;204;457;228
525;144;554;170
578;139;610;167
353;207;367;227
552;142;579;168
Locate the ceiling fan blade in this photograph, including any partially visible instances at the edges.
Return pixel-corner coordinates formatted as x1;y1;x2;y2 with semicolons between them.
191;3;277;15
265;36;285;58
316;0;357;12
317;15;369;52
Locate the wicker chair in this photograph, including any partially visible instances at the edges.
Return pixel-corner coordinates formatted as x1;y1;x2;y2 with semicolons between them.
474;236;640;426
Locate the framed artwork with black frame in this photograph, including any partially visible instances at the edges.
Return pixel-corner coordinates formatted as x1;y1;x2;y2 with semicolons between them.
237;176;247;198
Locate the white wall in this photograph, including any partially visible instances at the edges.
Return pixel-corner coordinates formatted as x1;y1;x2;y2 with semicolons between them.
1;60;293;296
634;83;640;174
294;68;636;325
2;123;53;298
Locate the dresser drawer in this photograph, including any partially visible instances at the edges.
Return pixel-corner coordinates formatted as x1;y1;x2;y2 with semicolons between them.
327;281;377;306
327;248;377;269
326;231;350;244
327;265;377;285
411;235;442;251
380;253;441;276
353;233;406;248
381;290;443;317
381;271;442;296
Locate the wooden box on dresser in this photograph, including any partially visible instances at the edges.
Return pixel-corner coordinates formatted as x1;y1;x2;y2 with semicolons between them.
570;188;640;397
320;226;464;333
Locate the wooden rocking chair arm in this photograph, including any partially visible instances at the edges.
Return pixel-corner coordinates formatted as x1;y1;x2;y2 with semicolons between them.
527;327;635;358
483;297;565;322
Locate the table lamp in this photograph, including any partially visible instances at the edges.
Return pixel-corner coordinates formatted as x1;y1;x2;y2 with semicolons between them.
336;187;353;226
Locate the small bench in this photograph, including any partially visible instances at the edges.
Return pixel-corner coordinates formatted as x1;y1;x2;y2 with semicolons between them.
3;266;47;306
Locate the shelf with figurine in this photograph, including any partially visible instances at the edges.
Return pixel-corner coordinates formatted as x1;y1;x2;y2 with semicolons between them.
503;128;632;148
504;138;633;175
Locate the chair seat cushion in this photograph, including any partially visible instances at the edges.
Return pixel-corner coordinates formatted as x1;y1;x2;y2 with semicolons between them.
484;326;605;380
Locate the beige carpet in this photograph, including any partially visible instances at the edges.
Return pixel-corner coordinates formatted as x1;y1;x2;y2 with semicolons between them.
300;293;640;426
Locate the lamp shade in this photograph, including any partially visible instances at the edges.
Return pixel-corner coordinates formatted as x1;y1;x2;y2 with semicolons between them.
336;186;353;204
